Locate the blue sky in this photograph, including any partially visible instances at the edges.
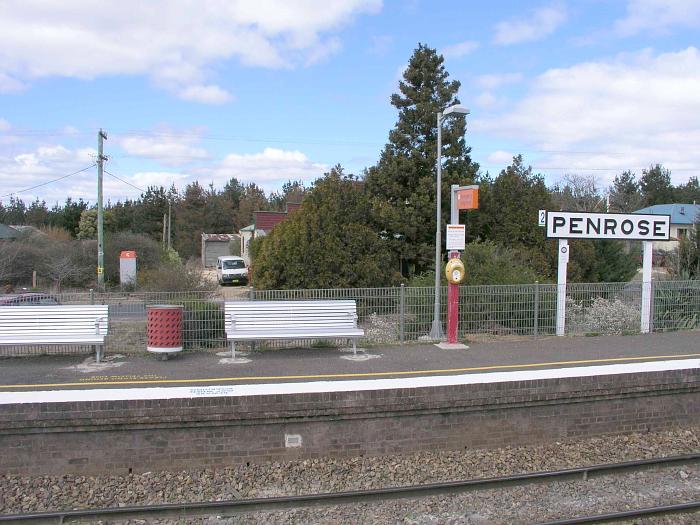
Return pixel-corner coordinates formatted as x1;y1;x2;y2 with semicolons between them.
1;0;699;205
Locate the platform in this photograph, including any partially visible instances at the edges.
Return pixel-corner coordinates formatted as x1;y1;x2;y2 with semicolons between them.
2;331;699;475
1;330;698;394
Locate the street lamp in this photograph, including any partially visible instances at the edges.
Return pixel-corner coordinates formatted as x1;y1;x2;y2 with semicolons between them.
429;104;469;340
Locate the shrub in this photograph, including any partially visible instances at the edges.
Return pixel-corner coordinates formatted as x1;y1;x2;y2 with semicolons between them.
567;297;640;334
138;259;215;292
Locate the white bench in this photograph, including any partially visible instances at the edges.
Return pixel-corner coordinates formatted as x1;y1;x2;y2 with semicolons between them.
0;305;109;362
224;300;365;359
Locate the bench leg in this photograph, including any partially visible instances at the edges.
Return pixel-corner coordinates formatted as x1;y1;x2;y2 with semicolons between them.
230;340;236;360
352;339;357;357
95;344;101;364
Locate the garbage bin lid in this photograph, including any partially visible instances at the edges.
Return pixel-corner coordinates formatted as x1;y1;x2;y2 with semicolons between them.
147;304;184;309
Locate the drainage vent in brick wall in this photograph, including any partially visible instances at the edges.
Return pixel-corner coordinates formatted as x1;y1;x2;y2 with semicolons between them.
285;434;302;448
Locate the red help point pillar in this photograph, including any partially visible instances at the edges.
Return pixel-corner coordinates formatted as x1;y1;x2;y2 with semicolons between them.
446;250;461;344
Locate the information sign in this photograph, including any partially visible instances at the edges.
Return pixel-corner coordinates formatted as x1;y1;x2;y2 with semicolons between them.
446;224;466;251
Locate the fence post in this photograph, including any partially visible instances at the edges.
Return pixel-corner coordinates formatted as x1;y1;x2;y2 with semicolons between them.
399;284;405;346
249;286;255;301
533;281;539;338
89;288;94;305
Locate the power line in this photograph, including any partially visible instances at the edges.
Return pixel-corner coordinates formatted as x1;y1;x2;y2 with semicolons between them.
0;164;96;199
481;165;700;172
104;169;146;193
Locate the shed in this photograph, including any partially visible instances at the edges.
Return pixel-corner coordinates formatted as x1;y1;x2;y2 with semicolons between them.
0;224;19;240
201;233;240;268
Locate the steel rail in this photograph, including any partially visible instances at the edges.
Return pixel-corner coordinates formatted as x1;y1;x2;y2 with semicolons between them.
1;453;698;524
534;501;700;524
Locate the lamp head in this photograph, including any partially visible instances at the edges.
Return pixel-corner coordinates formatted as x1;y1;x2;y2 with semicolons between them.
442;104;470;117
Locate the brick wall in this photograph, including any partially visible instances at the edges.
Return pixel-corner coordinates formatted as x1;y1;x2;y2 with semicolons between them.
1;368;699;475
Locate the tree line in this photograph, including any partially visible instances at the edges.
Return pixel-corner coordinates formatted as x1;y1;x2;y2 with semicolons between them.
2;44;699;290
0;180;306;260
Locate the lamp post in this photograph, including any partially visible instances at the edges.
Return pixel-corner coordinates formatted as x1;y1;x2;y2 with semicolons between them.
429;104;469;340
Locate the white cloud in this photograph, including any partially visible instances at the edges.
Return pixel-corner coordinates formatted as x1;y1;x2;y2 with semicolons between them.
472;47;700;185
441;41;480;59
473;73;523;109
0;73;25;93
487;150;515;165
176;84;234;105
616;0;700;35
476;73;524;90
304;37;343;67
130;171;190;190
0;119;10;132
206;147;327;191
475;92;498;108
0;144;99;202
119;132;209;167
494;4;567;46
0;0;382;99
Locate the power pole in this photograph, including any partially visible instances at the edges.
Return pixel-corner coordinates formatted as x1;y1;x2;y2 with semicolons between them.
167;199;172;251
97;129;108;290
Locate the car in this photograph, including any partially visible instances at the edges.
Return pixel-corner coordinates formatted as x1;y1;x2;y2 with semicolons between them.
216;256;249;286
0;292;60;306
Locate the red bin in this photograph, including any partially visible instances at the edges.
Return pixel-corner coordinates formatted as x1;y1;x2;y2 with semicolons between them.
147;304;184;354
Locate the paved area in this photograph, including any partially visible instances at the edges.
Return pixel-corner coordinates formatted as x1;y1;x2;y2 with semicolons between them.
0;330;698;391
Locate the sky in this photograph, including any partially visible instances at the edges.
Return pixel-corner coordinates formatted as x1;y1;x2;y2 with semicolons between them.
1;0;700;206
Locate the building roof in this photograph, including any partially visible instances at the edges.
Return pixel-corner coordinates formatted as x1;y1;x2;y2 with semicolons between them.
201;233;239;242
239;224;255;232
254;211;289;232
0;224;19;240
633;204;700;225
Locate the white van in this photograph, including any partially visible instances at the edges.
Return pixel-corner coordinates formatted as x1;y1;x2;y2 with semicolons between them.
216;256;248;285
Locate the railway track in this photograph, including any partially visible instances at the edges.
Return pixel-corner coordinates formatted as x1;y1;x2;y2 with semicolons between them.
1;453;698;524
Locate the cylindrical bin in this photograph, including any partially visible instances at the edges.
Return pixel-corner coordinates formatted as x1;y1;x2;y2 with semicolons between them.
146;304;184;357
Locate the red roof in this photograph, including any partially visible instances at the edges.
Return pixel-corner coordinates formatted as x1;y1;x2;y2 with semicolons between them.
287;202;302;213
254;211;289;232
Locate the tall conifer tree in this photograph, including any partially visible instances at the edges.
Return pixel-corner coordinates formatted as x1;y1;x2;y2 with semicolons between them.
364;44;478;275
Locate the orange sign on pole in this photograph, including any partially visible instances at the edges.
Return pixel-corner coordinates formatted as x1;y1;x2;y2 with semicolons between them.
456;188;479;210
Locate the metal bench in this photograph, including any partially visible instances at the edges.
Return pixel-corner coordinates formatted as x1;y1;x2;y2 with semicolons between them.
0;305;109;362
224;300;365;359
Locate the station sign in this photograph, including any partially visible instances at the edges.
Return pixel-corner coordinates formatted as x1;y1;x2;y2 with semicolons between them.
545;211;671;241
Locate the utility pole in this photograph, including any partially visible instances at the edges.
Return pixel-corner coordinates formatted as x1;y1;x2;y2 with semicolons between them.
97;129;107;290
167;199;172;251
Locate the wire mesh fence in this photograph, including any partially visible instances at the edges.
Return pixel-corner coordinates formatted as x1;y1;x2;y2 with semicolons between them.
1;280;698;357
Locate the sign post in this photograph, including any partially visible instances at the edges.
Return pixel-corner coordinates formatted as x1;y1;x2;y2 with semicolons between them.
441;185;478;345
544;211;670;336
641;241;653;333
556;240;569;336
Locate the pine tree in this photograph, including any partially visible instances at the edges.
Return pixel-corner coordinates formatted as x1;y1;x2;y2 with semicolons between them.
364;43;479;275
640;164;675;206
609;171;643;212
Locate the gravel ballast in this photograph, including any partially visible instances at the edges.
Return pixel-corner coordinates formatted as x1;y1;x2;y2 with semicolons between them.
1;426;699;523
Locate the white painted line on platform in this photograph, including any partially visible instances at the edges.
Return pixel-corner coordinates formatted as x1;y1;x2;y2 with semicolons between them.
0;359;697;405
